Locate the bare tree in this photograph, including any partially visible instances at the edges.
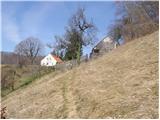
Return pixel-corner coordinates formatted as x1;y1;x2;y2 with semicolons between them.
47;34;67;59
48;8;97;64
112;1;159;42
15;37;43;65
69;7;97;64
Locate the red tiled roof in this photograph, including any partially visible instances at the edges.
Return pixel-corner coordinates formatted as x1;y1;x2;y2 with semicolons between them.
52;55;63;63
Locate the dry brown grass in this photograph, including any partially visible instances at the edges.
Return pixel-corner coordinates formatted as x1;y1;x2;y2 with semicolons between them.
1;31;159;118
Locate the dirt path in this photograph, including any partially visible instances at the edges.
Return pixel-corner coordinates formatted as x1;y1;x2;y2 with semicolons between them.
66;70;78;118
60;69;78;118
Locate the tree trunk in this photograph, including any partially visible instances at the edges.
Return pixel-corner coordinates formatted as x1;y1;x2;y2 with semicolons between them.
77;42;81;65
77;31;83;65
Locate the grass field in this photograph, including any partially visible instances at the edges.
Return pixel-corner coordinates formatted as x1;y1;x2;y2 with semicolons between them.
1;31;159;119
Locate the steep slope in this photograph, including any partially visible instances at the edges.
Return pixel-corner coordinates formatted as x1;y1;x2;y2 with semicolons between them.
1;31;159;119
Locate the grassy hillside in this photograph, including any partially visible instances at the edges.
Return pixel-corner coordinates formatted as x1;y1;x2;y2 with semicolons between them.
1;31;159;119
1;65;55;97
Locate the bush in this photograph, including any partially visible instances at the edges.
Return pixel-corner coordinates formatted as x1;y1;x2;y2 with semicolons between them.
1;65;55;97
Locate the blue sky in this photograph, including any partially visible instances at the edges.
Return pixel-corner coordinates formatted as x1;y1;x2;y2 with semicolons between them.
1;1;116;55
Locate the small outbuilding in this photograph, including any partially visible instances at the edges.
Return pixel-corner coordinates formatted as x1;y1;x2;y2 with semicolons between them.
40;54;63;66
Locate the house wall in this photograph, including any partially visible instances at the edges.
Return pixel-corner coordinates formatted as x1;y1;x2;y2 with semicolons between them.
41;54;57;66
90;37;116;58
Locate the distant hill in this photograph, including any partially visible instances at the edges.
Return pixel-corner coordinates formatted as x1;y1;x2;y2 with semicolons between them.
1;51;19;64
2;31;159;118
0;51;44;65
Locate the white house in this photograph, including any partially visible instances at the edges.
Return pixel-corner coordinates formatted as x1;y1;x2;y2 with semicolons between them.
40;54;63;66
